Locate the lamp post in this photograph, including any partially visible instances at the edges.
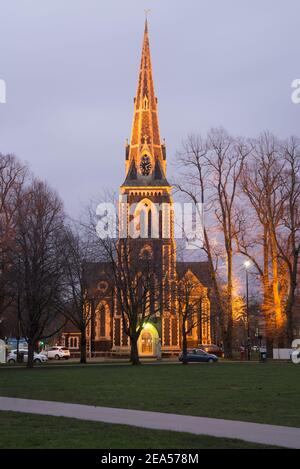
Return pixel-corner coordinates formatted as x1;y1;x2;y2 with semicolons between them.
244;260;251;361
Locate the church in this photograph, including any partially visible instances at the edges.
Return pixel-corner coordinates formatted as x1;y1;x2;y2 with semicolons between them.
62;20;214;358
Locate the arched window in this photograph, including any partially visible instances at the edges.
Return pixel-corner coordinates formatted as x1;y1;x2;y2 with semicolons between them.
100;303;106;337
69;337;78;349
133;199;159;240
95;302;110;340
140;205;148;238
187;317;194;337
143;96;149;110
148;209;152;238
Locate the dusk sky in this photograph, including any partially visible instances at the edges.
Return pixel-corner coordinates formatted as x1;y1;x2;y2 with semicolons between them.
0;0;299;216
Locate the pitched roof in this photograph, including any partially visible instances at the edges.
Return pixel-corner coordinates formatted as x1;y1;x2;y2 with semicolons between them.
62;321;81;334
83;261;212;290
176;261;212;288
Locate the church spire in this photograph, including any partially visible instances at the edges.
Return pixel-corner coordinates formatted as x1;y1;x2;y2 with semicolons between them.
124;19;167;186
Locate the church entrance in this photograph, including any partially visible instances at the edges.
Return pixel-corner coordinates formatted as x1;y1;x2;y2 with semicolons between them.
141;332;152;354
138;323;159;357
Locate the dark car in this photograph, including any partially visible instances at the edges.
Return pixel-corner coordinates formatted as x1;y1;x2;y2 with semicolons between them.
198;344;223;357
179;348;218;363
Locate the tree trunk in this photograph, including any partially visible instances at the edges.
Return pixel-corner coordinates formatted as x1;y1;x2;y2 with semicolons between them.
270;232;284;331
80;329;87;364
266;338;273;359
223;318;233;360
262;228;274;358
203;227;226;347
286;300;295;345
130;336;140;365
223;243;233;359
223;324;233;359
27;340;34;368
285;257;298;344
182;326;188;365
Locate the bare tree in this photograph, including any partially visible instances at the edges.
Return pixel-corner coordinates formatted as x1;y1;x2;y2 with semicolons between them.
207;129;250;357
58;225;93;364
13;179;66;367
0;154;27;321
81;193;167;365
100;237;163;365
237;133;291;352
276;137;300;342
176;129;250;357
177;271;204;364
175;135;225;347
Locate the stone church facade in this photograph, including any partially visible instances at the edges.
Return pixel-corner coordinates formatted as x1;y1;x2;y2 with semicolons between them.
62;20;213;357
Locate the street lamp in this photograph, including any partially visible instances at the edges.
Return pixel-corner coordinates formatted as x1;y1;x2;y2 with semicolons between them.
244;260;251;361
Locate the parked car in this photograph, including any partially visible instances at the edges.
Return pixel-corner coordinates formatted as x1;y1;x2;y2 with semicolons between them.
198;344;223;357
6;337;28;351
179;348;218;363
7;349;48;364
46;346;70;360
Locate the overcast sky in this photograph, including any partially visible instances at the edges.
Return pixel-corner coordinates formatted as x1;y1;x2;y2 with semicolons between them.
0;0;299;216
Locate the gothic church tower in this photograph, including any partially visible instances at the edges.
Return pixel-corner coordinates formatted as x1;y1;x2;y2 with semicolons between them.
62;20;212;357
119;20;179;352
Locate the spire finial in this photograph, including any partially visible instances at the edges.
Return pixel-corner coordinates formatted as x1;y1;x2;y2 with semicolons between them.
144;9;150;29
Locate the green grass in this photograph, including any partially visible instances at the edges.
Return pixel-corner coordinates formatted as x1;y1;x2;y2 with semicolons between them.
0;411;278;449
0;362;299;427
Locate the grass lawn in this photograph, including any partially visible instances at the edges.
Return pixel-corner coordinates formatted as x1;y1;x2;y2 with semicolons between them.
0;411;279;449
0;362;299;427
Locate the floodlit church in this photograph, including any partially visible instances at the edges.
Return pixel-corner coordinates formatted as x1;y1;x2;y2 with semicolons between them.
62;20;214;357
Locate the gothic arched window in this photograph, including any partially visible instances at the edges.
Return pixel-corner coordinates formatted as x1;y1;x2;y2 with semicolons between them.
143;96;149;110
95;302;110;340
133;199;159;240
100;303;106;337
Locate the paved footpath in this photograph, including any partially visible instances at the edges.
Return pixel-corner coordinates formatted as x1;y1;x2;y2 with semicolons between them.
0;396;299;448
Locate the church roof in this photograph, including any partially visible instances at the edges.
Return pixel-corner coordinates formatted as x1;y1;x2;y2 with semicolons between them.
83;260;212;291
176;261;212;289
62;321;81;334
